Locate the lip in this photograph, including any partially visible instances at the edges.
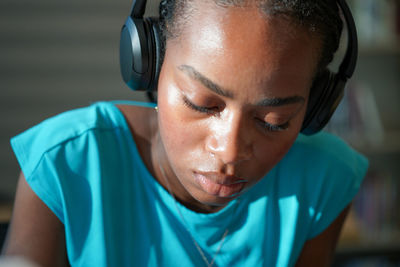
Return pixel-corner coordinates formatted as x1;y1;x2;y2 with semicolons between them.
195;171;247;184
193;172;247;198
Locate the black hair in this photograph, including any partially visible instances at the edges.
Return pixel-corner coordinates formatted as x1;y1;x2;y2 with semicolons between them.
158;0;343;74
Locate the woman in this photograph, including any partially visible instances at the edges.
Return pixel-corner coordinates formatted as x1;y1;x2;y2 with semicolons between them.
3;0;368;266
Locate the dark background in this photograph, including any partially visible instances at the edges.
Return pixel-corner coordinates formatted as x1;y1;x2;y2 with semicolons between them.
0;0;160;201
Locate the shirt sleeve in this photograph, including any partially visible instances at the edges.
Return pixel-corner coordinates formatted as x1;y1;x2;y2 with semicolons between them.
300;132;369;239
11;121;68;223
10;103;113;224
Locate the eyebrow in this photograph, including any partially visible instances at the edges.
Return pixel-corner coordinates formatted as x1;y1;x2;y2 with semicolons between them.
178;65;234;98
256;96;305;107
178;64;305;107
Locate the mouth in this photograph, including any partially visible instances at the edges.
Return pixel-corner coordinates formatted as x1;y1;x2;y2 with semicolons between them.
193;172;247;198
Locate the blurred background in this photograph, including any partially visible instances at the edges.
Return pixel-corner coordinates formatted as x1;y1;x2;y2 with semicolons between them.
0;0;399;265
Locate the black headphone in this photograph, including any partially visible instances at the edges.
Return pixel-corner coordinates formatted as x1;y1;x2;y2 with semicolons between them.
119;0;162;95
119;0;358;135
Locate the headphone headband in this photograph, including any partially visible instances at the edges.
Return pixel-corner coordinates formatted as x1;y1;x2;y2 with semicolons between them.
123;0;357;82
337;0;358;79
130;0;147;18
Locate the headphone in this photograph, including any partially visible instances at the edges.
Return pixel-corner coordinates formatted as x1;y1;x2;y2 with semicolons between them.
119;0;162;97
119;0;358;135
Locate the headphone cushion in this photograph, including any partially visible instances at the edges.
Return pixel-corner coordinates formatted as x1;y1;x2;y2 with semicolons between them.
146;17;162;90
302;70;340;135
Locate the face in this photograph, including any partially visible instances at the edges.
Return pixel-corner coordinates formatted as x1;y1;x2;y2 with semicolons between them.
156;2;320;212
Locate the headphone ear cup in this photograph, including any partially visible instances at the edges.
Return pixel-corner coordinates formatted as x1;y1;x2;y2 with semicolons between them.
119;16;161;93
120;17;151;91
145;17;162;91
143;17;161;102
301;70;345;135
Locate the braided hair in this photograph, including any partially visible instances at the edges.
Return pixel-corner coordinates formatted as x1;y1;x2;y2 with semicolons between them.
158;0;343;74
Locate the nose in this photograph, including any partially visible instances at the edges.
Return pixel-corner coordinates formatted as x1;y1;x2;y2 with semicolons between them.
205;111;253;165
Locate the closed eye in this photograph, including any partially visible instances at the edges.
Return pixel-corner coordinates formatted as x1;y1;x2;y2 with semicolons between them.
257;119;289;132
182;95;290;132
182;96;219;115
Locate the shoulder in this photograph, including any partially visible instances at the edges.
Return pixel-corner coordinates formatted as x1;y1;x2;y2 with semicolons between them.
273;132;369;238
292;131;357;159
10;102;126;222
10;101;155;222
279;132;368;238
10;101;155;180
282;131;368;178
11;100;157;158
11;102;124;171
270;131;369;216
11;100;158;178
275;131;369;202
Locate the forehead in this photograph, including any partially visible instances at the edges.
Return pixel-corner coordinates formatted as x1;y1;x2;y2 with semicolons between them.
166;1;320;98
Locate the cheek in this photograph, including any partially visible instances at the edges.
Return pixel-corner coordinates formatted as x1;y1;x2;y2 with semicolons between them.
253;105;306;173
157;85;204;161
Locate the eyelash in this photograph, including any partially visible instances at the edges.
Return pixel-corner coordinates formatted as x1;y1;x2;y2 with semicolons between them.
182;96;289;132
258;120;289;132
182;96;217;115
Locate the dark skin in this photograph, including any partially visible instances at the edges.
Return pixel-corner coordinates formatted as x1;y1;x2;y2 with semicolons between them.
3;1;350;266
2;173;70;267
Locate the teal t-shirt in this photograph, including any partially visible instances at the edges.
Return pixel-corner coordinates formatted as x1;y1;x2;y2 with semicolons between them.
11;101;368;267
